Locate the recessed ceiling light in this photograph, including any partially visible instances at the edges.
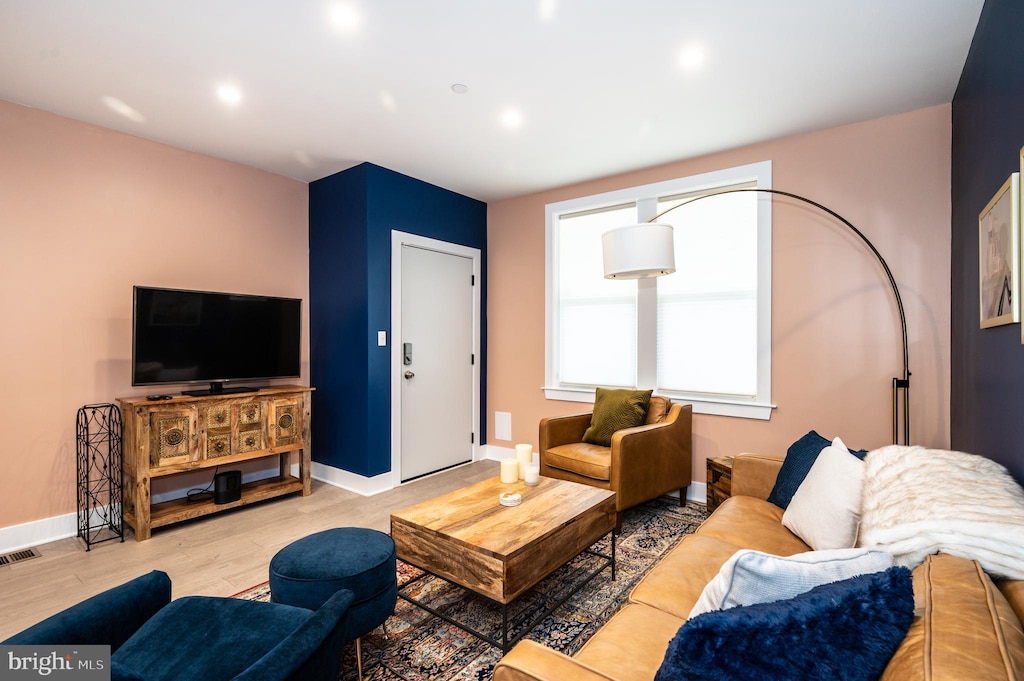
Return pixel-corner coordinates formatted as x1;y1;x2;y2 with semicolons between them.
451;83;469;95
678;46;705;71
101;95;145;122
500;108;524;130
329;4;361;31
216;83;243;106
538;0;557;22
380;90;397;112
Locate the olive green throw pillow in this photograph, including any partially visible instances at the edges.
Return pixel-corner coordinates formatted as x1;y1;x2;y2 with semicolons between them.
582;388;653;447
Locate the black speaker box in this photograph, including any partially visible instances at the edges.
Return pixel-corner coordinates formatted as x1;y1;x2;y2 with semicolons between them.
214;470;242;504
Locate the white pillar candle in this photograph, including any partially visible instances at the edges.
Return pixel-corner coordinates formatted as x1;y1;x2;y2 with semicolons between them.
524;462;540;486
515;443;534;479
500;458;519;484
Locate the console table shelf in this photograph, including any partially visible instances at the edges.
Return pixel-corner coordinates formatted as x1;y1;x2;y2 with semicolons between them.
118;386;313;541
143;474;305;530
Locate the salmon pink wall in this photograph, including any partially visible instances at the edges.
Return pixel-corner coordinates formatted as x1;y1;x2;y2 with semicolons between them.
0;100;308;536
487;105;952;489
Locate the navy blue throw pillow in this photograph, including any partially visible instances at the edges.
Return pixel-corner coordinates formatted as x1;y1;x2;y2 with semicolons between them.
655;567;914;681
766;430;867;509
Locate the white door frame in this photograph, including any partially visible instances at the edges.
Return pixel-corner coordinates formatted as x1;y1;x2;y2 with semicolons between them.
390;230;482;487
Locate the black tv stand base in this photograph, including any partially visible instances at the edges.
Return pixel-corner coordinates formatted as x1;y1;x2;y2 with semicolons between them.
181;383;256;397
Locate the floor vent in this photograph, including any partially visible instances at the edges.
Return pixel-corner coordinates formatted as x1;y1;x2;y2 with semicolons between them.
0;547;40;566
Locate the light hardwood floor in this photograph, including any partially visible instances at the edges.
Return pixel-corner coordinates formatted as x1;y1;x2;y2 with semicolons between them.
0;460;500;640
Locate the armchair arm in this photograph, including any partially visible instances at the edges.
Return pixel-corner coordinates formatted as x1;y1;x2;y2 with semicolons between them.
3;570;171;652
612;403;692;511
494;641;619;681
539;412;592;452
731;453;784;501
235;589;355;681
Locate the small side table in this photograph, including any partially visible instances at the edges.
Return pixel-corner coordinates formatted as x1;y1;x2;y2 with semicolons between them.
706;455;734;512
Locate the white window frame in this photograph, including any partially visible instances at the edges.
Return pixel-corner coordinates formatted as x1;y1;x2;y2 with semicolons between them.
544;160;775;420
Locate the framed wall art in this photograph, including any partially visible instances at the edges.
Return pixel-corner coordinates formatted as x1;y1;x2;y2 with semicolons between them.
979;172;1020;328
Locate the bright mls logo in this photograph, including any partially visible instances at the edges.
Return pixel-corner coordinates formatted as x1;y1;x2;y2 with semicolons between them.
1;646;110;679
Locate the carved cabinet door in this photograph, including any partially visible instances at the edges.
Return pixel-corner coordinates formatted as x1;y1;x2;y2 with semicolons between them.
147;407;199;467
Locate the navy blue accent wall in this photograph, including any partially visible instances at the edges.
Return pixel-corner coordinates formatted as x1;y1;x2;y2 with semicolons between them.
309;163;487;477
951;0;1024;482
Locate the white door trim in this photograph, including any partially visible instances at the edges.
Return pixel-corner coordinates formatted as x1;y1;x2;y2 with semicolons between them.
390;230;482;487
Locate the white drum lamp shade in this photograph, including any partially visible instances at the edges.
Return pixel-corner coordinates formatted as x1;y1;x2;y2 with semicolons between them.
602;223;676;279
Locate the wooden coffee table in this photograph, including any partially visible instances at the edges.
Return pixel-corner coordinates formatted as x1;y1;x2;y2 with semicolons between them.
390;475;616;652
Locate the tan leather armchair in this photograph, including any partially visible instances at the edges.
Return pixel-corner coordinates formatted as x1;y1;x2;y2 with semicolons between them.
539;398;692;530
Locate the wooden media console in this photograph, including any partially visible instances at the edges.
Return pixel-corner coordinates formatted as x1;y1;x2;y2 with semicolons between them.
117;386;313;540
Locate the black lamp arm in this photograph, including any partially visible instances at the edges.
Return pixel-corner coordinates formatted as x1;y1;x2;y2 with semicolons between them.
651;187;910;444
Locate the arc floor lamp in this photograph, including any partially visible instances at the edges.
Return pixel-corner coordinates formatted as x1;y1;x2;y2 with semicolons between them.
602;187;911;445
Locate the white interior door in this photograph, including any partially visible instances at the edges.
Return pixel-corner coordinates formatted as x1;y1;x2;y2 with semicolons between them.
399;244;475;481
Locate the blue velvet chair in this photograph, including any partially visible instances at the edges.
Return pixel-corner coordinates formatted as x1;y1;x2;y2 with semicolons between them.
3;570;354;681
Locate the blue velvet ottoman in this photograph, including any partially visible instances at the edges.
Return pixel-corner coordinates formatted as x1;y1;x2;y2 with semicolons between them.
269;528;397;679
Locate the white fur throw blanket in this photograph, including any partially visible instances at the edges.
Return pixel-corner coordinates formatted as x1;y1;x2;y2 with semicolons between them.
859;445;1024;580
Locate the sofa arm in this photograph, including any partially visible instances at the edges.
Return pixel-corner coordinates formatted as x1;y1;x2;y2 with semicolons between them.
539;412;592;451
494;641;619;681
731;453;784;501
2;570;171;652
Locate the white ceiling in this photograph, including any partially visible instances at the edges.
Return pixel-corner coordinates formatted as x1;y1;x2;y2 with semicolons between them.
0;1;984;202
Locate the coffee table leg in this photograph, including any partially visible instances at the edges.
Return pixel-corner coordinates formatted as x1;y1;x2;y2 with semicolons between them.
502;603;509;653
611;531;616;581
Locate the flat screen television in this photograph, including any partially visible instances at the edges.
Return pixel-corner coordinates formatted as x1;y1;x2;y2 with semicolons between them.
132;286;301;396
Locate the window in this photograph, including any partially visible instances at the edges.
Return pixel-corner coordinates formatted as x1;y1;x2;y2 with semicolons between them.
545;161;774;419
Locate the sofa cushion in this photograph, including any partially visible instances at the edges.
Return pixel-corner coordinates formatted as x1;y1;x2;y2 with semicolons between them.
630;534;745;620
582;388;651;447
575;603;685;681
1002;579;1024;629
112;596;312;681
656;567;915;681
767;430;867;509
697;495;811;556
689;547;894;618
782;437;865;550
881;554;1024;681
110;661;145;681
645;396;671;424
544;442;611;481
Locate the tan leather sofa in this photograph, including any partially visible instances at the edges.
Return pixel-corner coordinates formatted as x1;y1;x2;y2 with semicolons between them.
540;398;692;530
494;453;1024;681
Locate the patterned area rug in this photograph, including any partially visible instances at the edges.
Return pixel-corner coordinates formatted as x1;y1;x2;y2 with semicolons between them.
235;497;707;680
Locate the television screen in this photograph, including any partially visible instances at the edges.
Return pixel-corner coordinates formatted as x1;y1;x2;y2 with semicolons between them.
132;286;301;390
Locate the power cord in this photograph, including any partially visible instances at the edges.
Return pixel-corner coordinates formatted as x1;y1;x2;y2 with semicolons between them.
186;466;221;503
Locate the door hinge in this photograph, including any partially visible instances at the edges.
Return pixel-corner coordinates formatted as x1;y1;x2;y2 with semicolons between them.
471;432;475;443
471;275;475;286
471;354;475;365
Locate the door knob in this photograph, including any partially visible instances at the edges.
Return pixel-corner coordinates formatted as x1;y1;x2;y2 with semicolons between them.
404;371;415;379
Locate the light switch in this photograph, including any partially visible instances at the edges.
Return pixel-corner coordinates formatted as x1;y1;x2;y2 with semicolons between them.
377;331;387;346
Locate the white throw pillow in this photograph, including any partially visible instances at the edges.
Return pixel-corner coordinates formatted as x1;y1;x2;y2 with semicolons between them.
782;436;865;550
688;547;893;618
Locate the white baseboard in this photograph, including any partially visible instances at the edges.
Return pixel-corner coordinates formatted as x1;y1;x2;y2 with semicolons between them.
480;444;515;461
684;482;707;505
0;513;78;555
311;462;394;497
